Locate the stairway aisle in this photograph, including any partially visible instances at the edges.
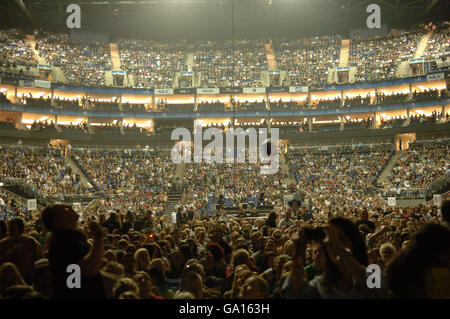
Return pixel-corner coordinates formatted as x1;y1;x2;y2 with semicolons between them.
175;162;186;180
377;151;402;186
339;39;350;67
163;162;186;215
25;35;47;65
66;155;96;191
27;34;68;83
109;43;122;70
264;40;277;71
414;31;433;59
280;152;295;185
186;52;194;70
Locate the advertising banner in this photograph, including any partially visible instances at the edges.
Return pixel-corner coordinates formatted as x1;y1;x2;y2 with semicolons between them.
427;73;445;81
220;87;243;94
267;87;289;93
154;88;174;95
242;87;266;94
174;88;197;94
289;86;309;93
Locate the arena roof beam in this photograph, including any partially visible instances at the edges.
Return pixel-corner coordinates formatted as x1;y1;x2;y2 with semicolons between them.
0;1;26;19
399;0;432;9
15;0;37;23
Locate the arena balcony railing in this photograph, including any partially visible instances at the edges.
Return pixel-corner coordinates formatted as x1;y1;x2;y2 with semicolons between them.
4;178;94;207
288;142;394;153
0;82;448;124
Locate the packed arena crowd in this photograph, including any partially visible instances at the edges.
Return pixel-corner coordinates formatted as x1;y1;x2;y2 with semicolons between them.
0;145;92;203
0;141;448;299
182;159;286;213
275;35;341;87
193;40;268;88
119;39;187;89
0;18;449;301
287;144;392;211
383;141;449;193
349;29;422;82
72;148;175;210
0;188;32;222
1;24;447;89
0;29;37;73
424;23;450;60
36;31;112;86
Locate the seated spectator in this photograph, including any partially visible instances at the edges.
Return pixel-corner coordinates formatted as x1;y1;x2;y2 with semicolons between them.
379;243;396;272
134;248;151;272
174;291;195;299
261;254;291;291
278;211;295;229
133;271;164;299
147;266;174;298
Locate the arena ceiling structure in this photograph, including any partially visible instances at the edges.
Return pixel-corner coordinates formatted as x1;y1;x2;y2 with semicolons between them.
0;0;449;39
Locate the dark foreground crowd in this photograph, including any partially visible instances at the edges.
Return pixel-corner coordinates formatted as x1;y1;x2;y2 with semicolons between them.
0;196;449;299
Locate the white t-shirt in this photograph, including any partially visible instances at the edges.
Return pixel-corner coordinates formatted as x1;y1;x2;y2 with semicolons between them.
171;212;177;224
